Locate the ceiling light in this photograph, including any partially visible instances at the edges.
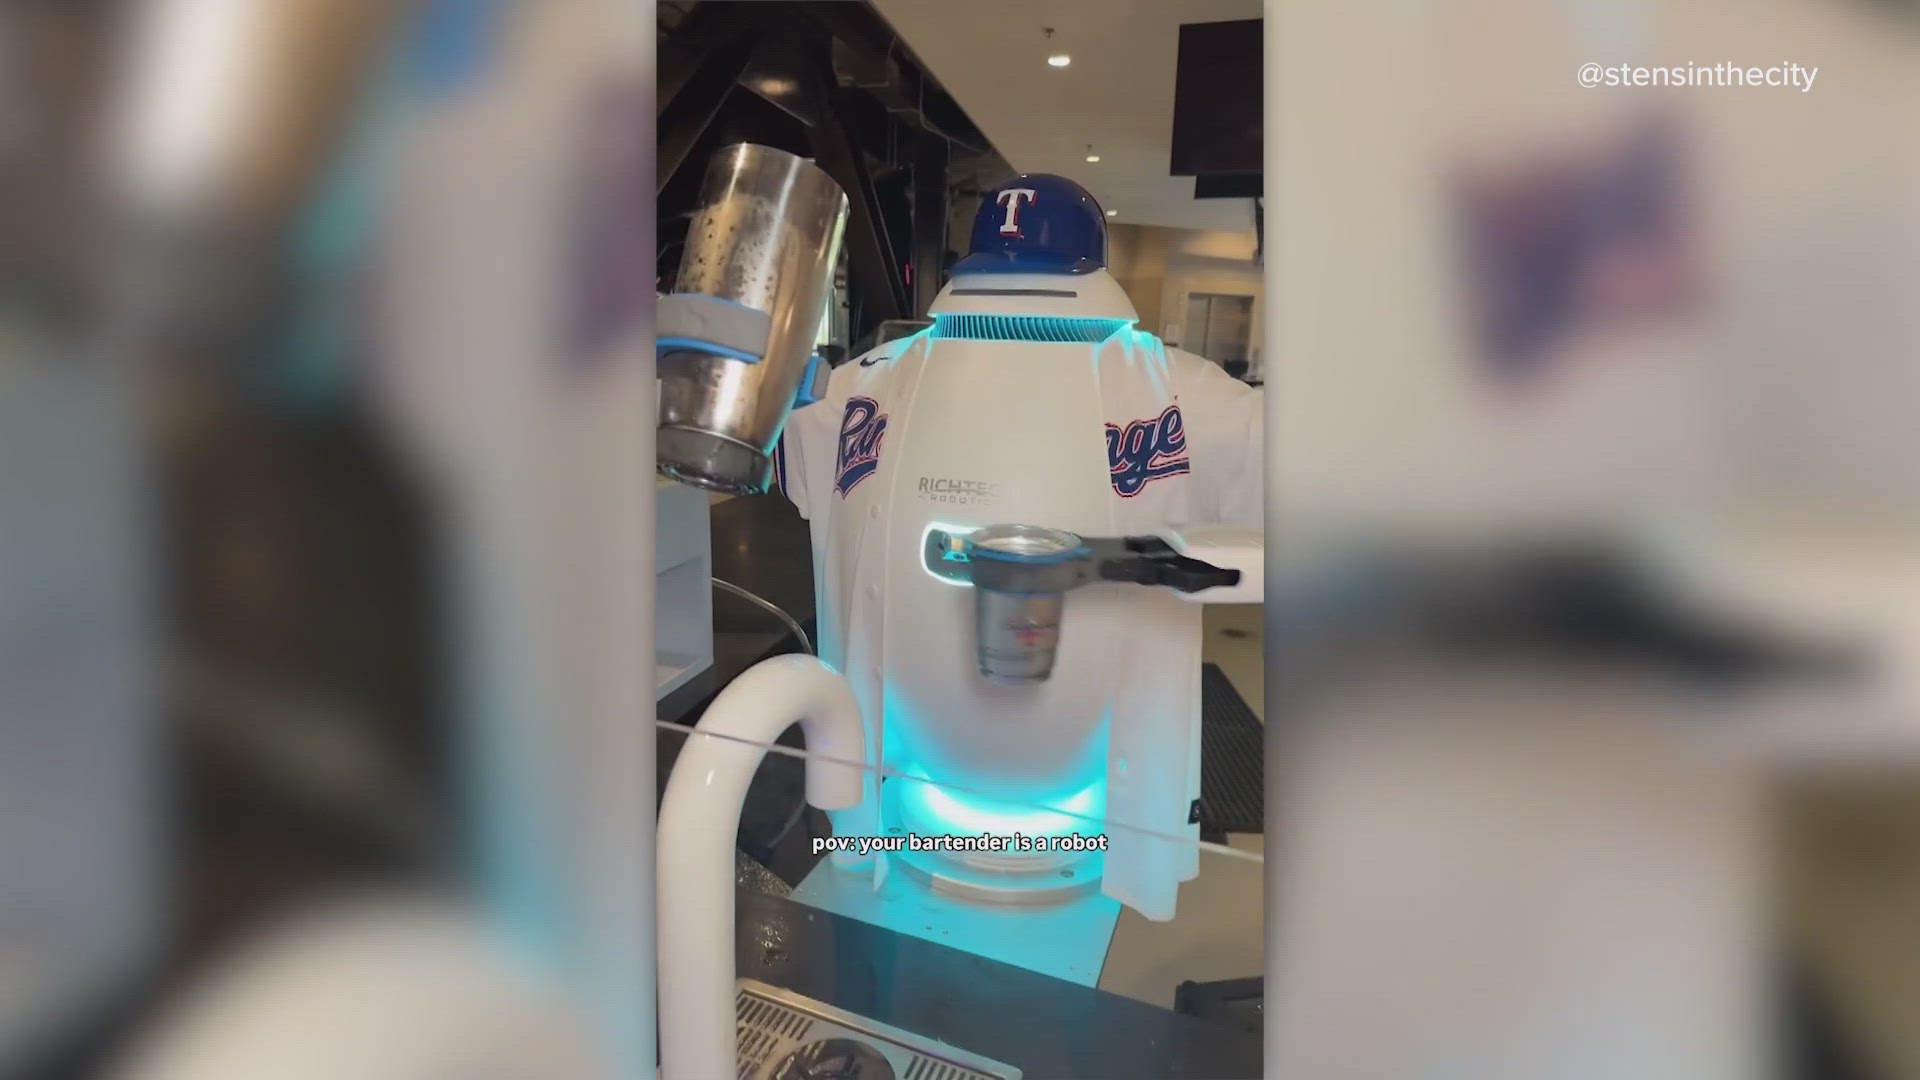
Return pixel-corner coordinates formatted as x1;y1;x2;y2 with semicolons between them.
1105;209;1117;217
1043;28;1070;69
1085;154;1100;163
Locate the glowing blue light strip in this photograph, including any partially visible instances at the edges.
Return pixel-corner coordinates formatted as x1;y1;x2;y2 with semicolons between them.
655;335;762;363
931;313;1134;343
920;521;975;587
901;766;1104;838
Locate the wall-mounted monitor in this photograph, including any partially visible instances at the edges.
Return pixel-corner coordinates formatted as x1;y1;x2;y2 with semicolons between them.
1170;19;1262;179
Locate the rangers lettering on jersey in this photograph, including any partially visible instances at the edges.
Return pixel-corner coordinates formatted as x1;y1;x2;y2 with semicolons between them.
1106;404;1190;497
835;396;888;496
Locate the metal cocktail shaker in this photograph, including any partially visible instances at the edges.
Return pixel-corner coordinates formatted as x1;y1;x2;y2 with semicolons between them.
965;525;1092;683
657;144;849;494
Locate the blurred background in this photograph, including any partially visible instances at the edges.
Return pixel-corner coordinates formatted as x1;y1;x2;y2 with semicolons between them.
1;0;1918;1077
1268;1;1920;1078
2;0;653;1076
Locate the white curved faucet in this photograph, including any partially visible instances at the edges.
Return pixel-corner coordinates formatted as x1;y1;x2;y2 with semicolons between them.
656;654;866;1079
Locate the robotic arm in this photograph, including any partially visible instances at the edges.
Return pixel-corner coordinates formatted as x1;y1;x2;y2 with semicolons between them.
1118;527;1264;605
923;523;1262;682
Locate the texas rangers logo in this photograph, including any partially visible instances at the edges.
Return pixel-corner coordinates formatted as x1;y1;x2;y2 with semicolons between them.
996;187;1038;237
1106;404;1190;497
835;396;888;496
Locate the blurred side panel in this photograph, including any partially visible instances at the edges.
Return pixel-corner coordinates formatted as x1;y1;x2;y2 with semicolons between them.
0;286;161;1074
0;5;161;1073
1267;0;1920;1077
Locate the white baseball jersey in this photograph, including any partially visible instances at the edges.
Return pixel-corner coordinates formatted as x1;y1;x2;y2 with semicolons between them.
773;330;1262;919
778;342;1261;527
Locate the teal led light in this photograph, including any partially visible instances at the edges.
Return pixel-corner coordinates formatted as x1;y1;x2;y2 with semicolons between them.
919;521;976;586
902;767;1103;838
931;313;1134;343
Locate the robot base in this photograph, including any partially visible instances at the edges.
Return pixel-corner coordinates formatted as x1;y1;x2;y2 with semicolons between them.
883;778;1104;906
788;852;1123;987
894;845;1103;907
788;780;1123;985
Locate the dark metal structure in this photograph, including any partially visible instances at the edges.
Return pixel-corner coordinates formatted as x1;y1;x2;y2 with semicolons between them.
657;1;1010;350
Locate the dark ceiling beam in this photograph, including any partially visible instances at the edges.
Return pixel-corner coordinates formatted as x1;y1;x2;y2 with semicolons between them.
738;39;820;128
656;1;743;107
909;133;948;318
794;0;993;155
802;61;908;333
656;28;761;196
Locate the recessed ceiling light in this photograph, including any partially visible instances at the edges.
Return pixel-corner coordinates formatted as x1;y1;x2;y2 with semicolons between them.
1105;209;1117;217
1085;154;1100;163
1048;53;1071;67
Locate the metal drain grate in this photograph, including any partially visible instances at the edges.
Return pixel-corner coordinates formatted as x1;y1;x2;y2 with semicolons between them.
736;988;815;1079
902;1056;997;1080
1199;662;1265;834
735;979;1020;1079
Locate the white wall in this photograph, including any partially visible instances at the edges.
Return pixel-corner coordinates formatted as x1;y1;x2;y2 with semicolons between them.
1111;224;1266;375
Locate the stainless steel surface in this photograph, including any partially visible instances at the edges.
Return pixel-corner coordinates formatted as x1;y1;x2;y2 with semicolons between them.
966;526;1084;683
774;1038;896;1080
713;575;813;656
735;979;1021;1080
736;850;795;899
975;590;1066;683
659;144;848;493
970;525;1080;561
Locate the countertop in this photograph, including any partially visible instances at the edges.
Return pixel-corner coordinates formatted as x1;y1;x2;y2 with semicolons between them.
736;888;1263;1079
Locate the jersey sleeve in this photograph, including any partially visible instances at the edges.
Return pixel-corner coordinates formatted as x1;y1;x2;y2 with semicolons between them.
774;342;900;519
772;414;812;518
1167;347;1264;528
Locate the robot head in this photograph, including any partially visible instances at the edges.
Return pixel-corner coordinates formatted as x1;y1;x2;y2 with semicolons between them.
951;174;1107;276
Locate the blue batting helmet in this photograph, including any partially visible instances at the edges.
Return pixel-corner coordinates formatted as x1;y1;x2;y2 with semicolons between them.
950;174;1107;275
